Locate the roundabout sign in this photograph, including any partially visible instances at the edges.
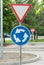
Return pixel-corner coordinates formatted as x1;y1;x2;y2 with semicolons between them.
11;26;30;45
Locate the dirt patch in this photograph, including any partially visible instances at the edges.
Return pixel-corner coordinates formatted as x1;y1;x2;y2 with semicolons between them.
3;43;12;47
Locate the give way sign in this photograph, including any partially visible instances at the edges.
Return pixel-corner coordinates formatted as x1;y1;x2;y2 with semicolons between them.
10;4;32;23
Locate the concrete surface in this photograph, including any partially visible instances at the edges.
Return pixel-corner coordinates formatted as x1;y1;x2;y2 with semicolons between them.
0;42;44;65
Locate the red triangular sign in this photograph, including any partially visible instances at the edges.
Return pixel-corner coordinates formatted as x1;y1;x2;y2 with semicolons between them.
10;4;32;23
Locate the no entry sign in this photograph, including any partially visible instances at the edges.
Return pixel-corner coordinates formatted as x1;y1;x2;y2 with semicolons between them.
10;4;32;23
31;28;35;33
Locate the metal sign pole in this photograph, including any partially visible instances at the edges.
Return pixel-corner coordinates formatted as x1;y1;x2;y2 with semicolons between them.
1;0;3;58
19;23;22;65
20;45;22;65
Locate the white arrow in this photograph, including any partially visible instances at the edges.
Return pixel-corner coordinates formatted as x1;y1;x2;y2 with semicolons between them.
15;28;25;33
22;33;28;42
13;34;21;42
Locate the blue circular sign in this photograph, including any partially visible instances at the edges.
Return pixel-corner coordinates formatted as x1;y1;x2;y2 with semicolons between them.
10;26;30;45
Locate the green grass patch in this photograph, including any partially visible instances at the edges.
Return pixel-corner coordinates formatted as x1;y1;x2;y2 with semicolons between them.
5;40;13;43
5;39;44;43
30;39;44;42
3;39;44;45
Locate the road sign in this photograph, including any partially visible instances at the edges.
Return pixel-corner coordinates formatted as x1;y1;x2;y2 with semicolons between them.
30;28;35;33
11;26;30;45
10;4;32;23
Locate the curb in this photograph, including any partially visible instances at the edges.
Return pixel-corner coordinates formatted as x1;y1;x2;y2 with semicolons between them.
0;53;39;65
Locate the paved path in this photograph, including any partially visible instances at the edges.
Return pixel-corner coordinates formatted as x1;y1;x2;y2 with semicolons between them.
4;42;44;52
23;51;44;65
23;42;44;65
0;42;44;65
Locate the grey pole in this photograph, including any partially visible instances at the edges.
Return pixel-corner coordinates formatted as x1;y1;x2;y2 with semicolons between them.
19;23;22;65
1;0;3;58
20;45;22;65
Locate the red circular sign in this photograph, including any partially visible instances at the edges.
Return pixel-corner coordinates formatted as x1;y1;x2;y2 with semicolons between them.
30;28;35;32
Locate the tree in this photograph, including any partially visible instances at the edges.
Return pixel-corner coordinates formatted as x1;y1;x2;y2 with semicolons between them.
34;0;44;36
3;0;19;34
23;0;44;39
3;0;44;42
3;0;19;42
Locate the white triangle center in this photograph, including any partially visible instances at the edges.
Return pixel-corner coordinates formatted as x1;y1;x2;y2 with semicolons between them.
13;6;29;20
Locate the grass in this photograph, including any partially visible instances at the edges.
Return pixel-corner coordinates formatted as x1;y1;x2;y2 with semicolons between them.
30;39;44;42
5;40;13;43
3;40;13;46
5;39;44;43
0;39;44;46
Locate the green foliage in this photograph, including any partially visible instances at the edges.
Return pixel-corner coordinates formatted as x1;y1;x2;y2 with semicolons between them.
24;0;44;35
3;0;44;35
3;0;19;34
